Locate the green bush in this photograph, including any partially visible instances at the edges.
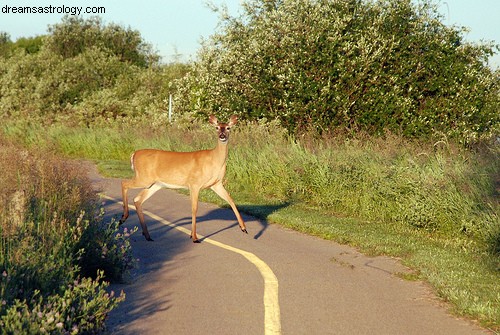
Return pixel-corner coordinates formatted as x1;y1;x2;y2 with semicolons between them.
0;139;131;333
0;33;43;57
0;272;123;335
0;16;189;127
176;0;499;142
46;16;158;67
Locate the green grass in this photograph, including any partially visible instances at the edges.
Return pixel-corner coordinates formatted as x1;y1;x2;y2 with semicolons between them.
2;120;499;330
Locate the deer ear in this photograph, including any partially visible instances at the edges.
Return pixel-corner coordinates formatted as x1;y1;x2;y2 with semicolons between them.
209;115;218;126
228;114;238;127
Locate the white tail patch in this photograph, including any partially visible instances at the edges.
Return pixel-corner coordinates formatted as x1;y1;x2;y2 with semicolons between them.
130;152;136;172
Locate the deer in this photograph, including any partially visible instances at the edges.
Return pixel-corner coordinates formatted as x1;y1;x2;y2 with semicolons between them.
119;114;247;243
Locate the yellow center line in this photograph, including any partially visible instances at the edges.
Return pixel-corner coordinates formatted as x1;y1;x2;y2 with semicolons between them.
101;194;282;335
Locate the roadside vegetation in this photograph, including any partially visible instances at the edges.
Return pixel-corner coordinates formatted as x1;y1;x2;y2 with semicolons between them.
0;0;498;331
0;137;136;334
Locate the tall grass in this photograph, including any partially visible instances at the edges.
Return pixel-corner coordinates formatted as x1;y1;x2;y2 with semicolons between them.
230;126;499;251
2;119;499;328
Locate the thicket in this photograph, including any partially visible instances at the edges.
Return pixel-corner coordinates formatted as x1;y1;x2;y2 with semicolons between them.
176;0;499;142
0;138;135;333
0;16;188;128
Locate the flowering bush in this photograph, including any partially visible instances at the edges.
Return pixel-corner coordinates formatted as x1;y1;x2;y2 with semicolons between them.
77;215;138;282
0;272;124;334
176;0;499;142
0;140;132;333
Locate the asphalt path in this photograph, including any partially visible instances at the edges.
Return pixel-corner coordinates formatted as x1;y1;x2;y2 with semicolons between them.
89;169;490;335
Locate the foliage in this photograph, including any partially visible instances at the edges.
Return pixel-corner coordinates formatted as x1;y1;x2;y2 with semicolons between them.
0;139;132;333
12;36;44;55
46;16;159;67
176;0;499;142
0;272;123;335
0;16;189;127
77;218;138;282
0;32;44;58
0;32;11;57
0;43;188;127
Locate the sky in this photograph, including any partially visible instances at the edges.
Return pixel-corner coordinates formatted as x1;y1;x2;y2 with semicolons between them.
0;0;498;67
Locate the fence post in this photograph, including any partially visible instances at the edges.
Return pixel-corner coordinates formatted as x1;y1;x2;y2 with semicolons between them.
168;94;173;123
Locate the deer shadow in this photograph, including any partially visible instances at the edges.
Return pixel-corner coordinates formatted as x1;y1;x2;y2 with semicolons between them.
168;201;291;242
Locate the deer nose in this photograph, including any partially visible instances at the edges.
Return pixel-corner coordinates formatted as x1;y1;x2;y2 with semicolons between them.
219;133;228;141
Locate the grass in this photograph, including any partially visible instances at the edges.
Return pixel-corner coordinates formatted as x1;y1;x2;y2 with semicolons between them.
2;119;499;330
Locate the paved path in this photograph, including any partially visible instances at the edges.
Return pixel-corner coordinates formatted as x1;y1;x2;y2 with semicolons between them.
92;173;489;335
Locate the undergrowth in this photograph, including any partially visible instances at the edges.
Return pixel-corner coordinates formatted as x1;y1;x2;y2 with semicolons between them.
0;137;135;334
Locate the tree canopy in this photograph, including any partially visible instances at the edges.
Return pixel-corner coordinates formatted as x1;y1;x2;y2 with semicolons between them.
176;0;499;141
46;16;159;67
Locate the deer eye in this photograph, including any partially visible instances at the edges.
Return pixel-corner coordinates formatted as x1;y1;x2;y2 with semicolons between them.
226;127;231;131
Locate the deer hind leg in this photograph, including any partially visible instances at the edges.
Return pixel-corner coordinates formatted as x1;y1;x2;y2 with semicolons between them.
120;179;135;224
211;183;247;234
133;183;162;241
120;178;151;223
189;187;201;243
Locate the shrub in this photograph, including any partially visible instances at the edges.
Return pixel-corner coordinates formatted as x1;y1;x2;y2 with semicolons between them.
0;138;132;333
0;272;124;335
0;16;189;126
46;16;159;67
176;0;499;142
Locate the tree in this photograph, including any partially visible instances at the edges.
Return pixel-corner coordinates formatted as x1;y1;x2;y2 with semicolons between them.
176;0;499;141
46;16;159;67
0;32;12;57
13;36;44;54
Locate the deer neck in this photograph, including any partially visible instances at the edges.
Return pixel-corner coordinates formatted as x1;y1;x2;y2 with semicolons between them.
213;140;229;165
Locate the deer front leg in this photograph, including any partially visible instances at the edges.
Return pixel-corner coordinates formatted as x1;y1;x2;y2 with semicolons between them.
190;188;201;243
211;183;247;234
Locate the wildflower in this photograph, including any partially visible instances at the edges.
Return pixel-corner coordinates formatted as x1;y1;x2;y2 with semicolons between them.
56;322;63;329
2;271;6;277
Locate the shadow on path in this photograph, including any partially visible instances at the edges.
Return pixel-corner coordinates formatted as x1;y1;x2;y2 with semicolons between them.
239;202;291;240
102;198;191;335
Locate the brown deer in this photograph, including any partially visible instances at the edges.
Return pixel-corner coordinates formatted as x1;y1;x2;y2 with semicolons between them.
119;114;247;242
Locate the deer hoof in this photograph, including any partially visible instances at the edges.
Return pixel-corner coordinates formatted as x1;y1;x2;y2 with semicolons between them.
142;232;154;241
241;228;248;234
192;239;201;243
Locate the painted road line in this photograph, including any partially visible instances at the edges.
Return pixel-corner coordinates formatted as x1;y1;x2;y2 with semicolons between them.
101;194;282;335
